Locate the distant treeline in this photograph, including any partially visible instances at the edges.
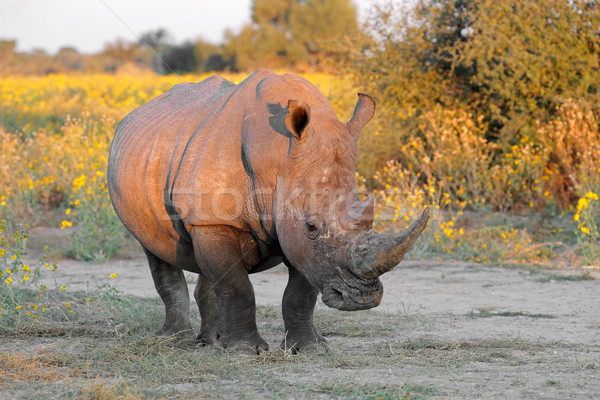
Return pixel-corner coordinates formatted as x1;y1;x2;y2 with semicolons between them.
0;0;358;75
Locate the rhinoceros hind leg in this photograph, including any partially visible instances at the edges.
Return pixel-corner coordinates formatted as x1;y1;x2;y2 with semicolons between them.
191;226;269;355
280;263;328;354
194;275;224;345
144;248;193;337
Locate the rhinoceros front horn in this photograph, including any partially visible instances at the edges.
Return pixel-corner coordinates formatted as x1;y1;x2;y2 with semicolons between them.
347;93;376;136
350;207;430;279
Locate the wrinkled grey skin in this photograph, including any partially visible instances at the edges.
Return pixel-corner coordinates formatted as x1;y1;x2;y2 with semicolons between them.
107;70;429;354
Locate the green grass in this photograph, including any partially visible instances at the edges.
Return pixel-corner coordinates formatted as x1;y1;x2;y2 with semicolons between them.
536;271;596;283
1;267;592;399
468;309;556;319
314;309;401;338
0;285;439;399
309;382;436;399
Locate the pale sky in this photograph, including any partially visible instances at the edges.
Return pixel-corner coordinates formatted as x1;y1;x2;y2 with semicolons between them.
0;0;378;55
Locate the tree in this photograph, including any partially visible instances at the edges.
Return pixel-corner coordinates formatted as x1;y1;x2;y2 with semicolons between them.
0;40;17;75
193;39;226;72
204;53;229;72
139;28;173;74
55;47;82;71
224;0;359;70
452;0;600;141
103;39;140;63
88;39;144;72
290;0;359;61
349;0;600;142
163;42;196;74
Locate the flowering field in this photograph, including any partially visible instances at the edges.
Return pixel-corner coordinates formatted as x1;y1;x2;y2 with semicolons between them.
0;71;351;252
1;72;599;265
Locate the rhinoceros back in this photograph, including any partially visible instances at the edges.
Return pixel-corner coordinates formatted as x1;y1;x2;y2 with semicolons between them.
107;75;238;258
109;76;235;186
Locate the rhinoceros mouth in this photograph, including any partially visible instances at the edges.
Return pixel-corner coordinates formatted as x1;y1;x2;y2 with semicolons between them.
320;269;383;311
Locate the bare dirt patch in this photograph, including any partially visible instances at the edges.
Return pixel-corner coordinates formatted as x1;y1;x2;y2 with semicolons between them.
1;258;599;399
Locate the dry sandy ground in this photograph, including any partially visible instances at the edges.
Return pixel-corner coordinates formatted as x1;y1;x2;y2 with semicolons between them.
35;257;600;399
2;252;599;399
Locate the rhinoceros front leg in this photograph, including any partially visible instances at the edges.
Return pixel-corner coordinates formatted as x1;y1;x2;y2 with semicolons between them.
191;226;268;354
143;248;193;337
281;262;327;353
194;274;225;345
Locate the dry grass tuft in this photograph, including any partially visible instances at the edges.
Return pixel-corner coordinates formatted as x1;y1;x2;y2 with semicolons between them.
0;349;67;383
76;379;142;400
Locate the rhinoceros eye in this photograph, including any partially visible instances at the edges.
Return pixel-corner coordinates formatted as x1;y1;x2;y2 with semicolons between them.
303;217;321;239
305;221;318;231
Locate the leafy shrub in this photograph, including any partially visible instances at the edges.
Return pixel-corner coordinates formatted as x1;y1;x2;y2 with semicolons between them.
338;0;600;214
573;192;600;263
61;170;126;262
0;220;58;326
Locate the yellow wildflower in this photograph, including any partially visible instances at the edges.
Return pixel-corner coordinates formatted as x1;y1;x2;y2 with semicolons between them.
73;174;87;190
60;220;72;229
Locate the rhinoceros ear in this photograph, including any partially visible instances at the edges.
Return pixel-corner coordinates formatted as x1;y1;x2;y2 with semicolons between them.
285;100;311;140
347;93;376;137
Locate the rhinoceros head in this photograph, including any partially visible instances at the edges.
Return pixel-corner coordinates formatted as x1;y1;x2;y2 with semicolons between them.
274;93;429;311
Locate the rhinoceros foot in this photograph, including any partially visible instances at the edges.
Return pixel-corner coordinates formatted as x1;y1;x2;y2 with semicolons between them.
219;334;269;355
155;324;194;338
196;328;220;346
280;330;328;354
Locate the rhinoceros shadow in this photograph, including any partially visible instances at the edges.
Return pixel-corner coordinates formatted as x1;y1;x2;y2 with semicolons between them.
267;103;292;139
